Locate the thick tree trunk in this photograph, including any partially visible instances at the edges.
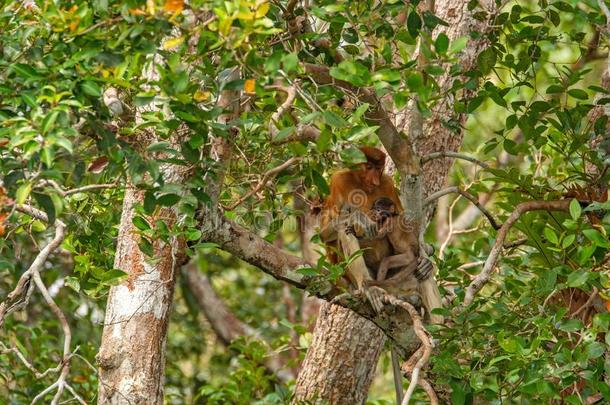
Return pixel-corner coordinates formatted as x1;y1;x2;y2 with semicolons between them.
96;186;186;404
294;1;497;402
293;303;385;405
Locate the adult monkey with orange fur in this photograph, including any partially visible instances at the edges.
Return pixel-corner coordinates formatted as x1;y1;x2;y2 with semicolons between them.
319;147;403;289
319;147;433;301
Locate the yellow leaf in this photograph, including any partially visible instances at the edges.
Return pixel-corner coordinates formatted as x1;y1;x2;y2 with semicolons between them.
129;8;148;15
255;2;269;18
164;0;184;13
194;90;211;102
244;79;256;94
162;36;185;50
146;0;156;15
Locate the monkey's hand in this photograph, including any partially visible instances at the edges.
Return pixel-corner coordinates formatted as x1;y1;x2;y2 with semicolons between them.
414;257;434;281
364;285;387;314
345;210;378;240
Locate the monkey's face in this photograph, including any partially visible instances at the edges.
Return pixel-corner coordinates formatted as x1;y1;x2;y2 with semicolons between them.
371;199;397;224
360;163;383;191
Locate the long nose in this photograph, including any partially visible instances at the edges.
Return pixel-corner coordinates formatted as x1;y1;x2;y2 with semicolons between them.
371;173;380;186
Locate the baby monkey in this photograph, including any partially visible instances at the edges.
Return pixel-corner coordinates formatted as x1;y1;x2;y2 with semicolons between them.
364;197;434;314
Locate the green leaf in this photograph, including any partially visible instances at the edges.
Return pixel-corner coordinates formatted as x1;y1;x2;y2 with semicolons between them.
582;229;610;248
477;48;497;75
546;84;564;94
566;270;590;287
41;111;59;135
562;234;575;248
435;33;449;54
586;342;605;359
558;319;583;332
567;89;588;100
32;192;56;225
81;81;102;97
12;63;43;80
132;215;151;231
311;170;330;195
323;111;347;128
157;193;181;207
329;61;371;87
569;199;581;220
64;277;80;292
543;227;558;245
15;182;32;204
407;11;422;38
340;146;367;165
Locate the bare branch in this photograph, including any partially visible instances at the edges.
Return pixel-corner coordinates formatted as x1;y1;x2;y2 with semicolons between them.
421;151;492;171
572;287;599;317
0;205;66;327
267;85;297;139
226;157;301;210
379;294;437;405
39;179;116;197
31;268;71;405
424;186;501;230
459;200;571;309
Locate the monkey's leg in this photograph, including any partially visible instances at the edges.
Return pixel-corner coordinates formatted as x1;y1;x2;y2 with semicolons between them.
377;253;416;281
337;229;371;291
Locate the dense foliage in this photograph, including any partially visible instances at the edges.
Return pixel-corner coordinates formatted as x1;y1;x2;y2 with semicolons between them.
1;0;609;403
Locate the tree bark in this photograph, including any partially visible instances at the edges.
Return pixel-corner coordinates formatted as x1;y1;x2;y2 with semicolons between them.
294;1;497;402
96;186;187;404
293;303;385;405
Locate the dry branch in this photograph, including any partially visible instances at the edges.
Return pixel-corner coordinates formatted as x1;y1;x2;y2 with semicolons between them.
0;205;66;326
267;84;297;139
0;204;80;404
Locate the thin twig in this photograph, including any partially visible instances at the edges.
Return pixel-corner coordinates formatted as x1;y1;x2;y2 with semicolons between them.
38;179;116;197
421;151;492;171
424;186;501;230
226;157;301;210
572;287;599;317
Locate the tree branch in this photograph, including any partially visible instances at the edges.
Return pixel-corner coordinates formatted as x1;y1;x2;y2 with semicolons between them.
424;186;501;230
0;205;66;327
421;151;492;171
203;212;424;354
267;84;297;139
459;200;571;309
